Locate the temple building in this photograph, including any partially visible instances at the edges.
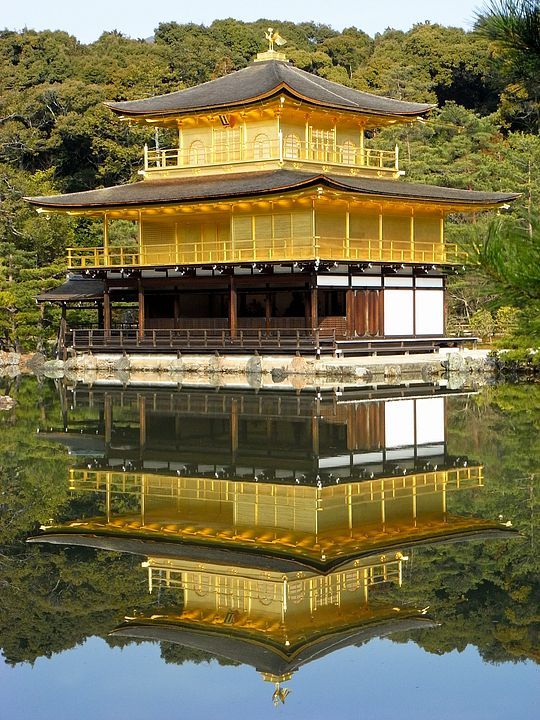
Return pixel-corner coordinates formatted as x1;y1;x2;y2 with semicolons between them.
28;34;518;357
30;385;517;700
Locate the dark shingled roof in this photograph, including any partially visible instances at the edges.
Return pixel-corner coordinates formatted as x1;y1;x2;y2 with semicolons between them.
110;613;436;677
37;277;105;302
26;170;519;210
106;60;434;118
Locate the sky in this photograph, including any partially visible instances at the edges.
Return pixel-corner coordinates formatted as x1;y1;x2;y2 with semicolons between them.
2;0;486;44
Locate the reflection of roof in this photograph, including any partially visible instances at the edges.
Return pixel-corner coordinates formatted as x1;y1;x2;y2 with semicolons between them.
28;521;518;574
26;170;519;211
105;60;434;119
110;610;436;676
37;277;105;303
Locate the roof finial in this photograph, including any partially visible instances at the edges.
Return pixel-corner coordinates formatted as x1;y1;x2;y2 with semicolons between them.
254;28;289;63
272;682;291;707
265;28;287;52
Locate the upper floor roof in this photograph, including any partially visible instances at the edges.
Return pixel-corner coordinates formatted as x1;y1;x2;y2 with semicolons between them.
106;59;434;122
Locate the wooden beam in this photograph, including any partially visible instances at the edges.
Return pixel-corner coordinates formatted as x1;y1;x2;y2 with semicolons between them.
310;285;318;331
346;288;355;338
138;278;145;339
103;284;111;334
229;275;237;338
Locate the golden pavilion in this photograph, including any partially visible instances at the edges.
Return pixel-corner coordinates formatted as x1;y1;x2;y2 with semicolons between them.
29;384;517;700
28;33;518;357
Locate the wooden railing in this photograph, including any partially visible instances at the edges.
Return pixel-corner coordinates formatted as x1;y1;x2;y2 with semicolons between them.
67;237;465;269
144;139;399;173
68;327;334;355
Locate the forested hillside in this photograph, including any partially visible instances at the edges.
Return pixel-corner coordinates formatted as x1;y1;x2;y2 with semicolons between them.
0;11;539;349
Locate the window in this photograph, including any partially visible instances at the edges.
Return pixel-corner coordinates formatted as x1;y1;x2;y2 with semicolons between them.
341;140;357;165
253;132;271;160
188;140;206;165
213;127;241;162
283;133;302;159
311;129;335;161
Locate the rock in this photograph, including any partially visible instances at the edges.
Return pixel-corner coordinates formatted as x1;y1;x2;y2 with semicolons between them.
0;351;21;366
208;354;225;374
384;364;402;380
26;352;46;370
445;352;466;372
247;371;262;389
288;355;308;375
354;366;372;381
114;355;131;372
43;359;65;372
65;353;98;372
245;355;262;375
168;357;184;374
0;395;15;410
271;367;289;383
114;369;130;385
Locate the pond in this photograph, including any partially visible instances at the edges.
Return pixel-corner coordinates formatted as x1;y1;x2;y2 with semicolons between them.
0;377;538;719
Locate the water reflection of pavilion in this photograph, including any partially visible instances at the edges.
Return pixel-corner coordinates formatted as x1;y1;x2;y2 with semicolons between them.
32;384;516;701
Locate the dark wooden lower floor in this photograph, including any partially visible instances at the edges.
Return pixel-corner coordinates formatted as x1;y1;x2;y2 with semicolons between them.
66;327;474;357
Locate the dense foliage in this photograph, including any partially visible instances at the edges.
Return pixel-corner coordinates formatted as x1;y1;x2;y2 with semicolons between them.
0;10;539;348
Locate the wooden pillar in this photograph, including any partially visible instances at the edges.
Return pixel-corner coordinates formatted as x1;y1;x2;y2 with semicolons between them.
230;398;239;462
139;395;146;457
229;275;237;338
310;285;318;331
346;288;355;338
174;293;180;329
97;303;104;330
378;290;385;338
58;303;67;357
103;284;111;335
104;394;112;448
138;278;145;340
311;415;320;455
265;291;271;333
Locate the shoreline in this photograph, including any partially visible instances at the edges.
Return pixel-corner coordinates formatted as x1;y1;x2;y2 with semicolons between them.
0;348;501;390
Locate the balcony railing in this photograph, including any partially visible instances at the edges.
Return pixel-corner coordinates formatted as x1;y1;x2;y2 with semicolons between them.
144;139;399;173
67;237;465;269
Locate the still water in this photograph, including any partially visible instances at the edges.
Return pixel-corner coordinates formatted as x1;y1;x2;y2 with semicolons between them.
0;377;538;719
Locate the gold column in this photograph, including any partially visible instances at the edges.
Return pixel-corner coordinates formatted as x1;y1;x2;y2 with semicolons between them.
103;212;109;265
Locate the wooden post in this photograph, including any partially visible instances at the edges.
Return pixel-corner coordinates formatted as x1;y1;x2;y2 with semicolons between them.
138;278;145;340
57;303;67;359
230;398;239;462
265;291;271;333
104;394;112;448
311;415;320;455
97;302;104;330
310;285;318;331
346;288;355;338
229;275;237;339
174;293;180;330
139;395;146;458
103;284;111;337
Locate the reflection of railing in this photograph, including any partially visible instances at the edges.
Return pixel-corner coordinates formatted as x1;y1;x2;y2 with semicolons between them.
69;466;484;500
67;237;465;268
144;139;399;173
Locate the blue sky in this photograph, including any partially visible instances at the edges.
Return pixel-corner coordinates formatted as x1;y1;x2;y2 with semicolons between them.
2;0;486;44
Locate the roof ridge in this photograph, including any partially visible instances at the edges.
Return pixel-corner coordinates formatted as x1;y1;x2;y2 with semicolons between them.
287;64;358;107
108;63;257;106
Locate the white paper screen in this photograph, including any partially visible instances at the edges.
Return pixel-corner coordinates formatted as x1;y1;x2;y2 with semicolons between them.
416;397;445;445
385;400;415;448
384;290;414;336
415;290;444;335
